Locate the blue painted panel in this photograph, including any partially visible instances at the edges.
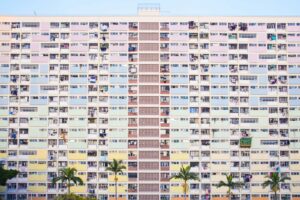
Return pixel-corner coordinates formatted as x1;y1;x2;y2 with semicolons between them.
0;75;9;84
211;98;228;106
288;66;300;74
0;87;9;94
0;97;8;105
170;87;189;95
70;77;87;84
30;86;39;94
249;97;259;106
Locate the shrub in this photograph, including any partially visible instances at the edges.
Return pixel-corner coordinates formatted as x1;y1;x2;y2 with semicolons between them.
54;193;96;200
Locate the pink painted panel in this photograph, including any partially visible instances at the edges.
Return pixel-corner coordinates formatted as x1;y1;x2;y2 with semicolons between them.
31;35;49;42
169;24;189;31
210;55;228;63
287;26;300;32
169;45;189;52
0;55;9;63
70;55;88;63
210;35;228;42
110;34;128;41
288;57;300;63
110;55;128;62
169;34;189;42
170;55;189;62
0;46;10;52
248;45;267;53
248;54;258;63
110;44;128;52
70;34;89;41
248;25;267;32
40;22;50;31
0;34;10;41
31;56;49;63
70;45;89;52
256;33;267;42
287;46;300;53
210;45;228;52
110;24;128;31
0;24;10;31
287;36;300;42
210;25;228;31
70;25;89;31
30;43;40;52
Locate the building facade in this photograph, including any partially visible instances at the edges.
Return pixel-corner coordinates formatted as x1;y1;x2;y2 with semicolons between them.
0;12;300;200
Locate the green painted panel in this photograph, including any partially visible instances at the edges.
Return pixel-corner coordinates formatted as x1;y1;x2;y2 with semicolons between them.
29;128;47;138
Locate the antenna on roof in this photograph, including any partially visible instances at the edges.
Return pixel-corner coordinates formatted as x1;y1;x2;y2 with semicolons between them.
33;10;37;16
137;3;160;16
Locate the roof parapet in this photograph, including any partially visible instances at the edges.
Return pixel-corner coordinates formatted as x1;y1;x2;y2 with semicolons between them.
137;3;160;16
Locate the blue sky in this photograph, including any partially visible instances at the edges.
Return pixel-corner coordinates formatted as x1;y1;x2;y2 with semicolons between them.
0;0;299;16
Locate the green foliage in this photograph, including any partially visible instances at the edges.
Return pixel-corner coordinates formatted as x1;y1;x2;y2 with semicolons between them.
216;174;244;198
52;167;84;194
0;165;19;186
105;159;126;177
105;159;126;200
262;172;291;198
170;165;199;182
54;193;96;200
170;165;199;196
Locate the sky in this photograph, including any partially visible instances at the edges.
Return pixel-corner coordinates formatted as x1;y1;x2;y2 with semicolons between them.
0;0;299;16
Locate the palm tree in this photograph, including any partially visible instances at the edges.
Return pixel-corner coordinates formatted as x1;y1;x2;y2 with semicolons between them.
262;172;290;200
170;165;199;200
216;174;244;200
0;165;19;186
105;159;126;200
52;167;84;194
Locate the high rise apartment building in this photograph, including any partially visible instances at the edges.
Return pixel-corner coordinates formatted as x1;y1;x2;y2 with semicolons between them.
0;9;300;200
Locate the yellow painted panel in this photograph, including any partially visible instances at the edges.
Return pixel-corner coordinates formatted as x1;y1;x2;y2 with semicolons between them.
170;164;188;171
78;174;87;182
251;175;265;182
250;153;268;160
291;175;300;182
211;186;227;193
29;150;47;160
211;175;226;182
170;185;184;194
108;175;128;182
68;163;87;171
290;164;300;171
108;185;126;193
211;164;230;171
0;152;7;159
251;164;269;171
291;186;300;193
211;153;230;160
290;153;300;160
70;185;86;193
170;152;189;161
28;163;47;171
68;152;87;160
28;174;47;182
28;186;47;193
108;152;128;160
109;198;126;200
251;186;268;193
